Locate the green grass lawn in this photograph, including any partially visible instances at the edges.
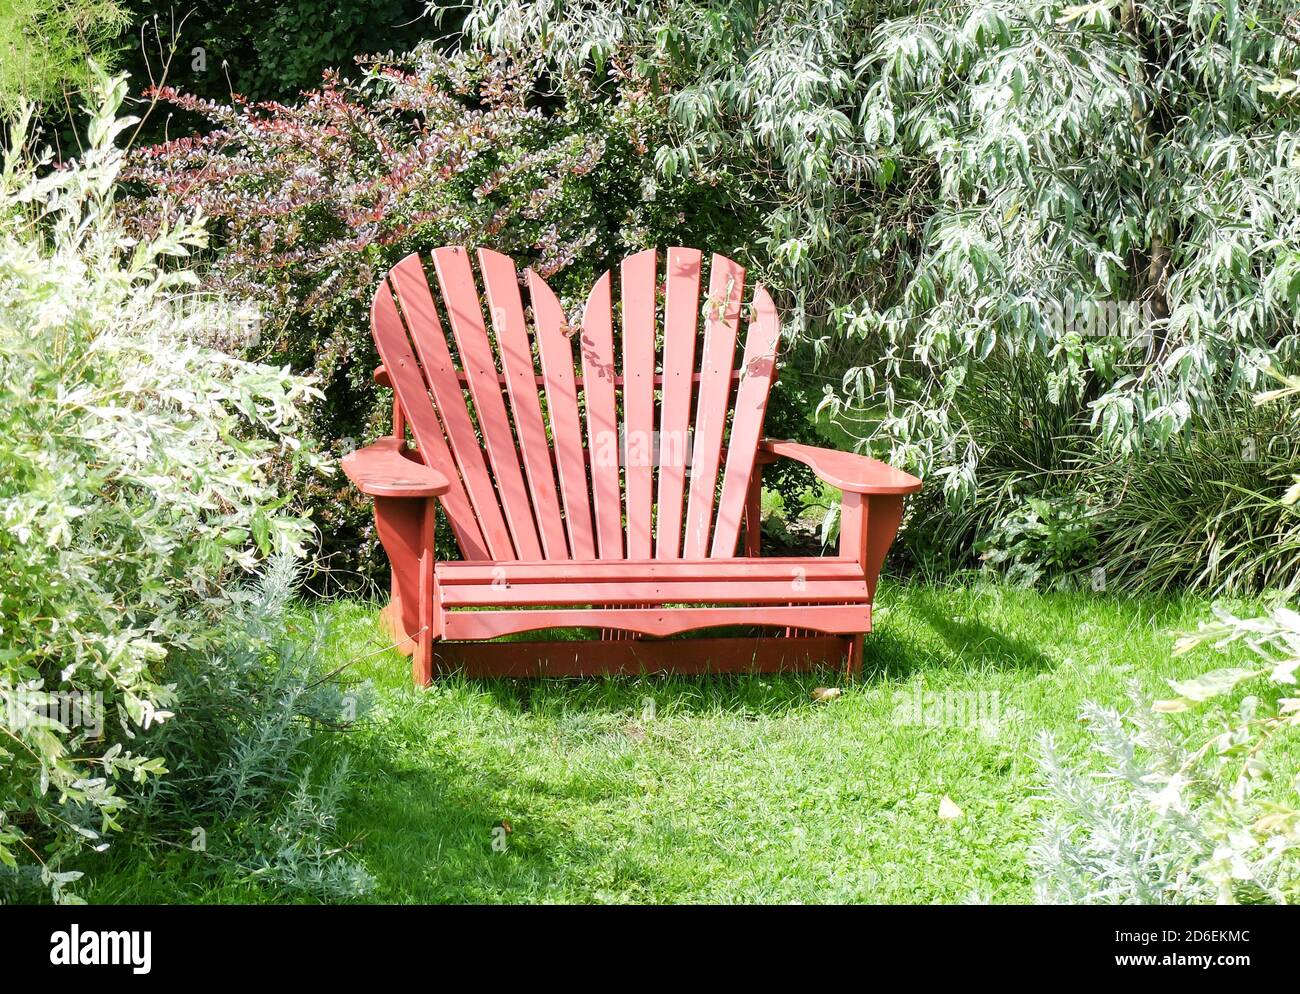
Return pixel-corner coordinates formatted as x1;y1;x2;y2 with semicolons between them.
86;577;1269;904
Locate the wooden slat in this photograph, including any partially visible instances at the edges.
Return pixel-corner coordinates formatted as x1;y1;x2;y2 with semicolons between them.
421;369;740;389
438;558;863;584
711;285;783;557
388;255;510;559
580;271;623;559
430;246;542;560
620;249;658;559
369;281;489;559
683;254;745;557
431;636;848;678
528;270;595;559
440;577;868;607
444;603;870;640
655;247;702;558
478;249;568;559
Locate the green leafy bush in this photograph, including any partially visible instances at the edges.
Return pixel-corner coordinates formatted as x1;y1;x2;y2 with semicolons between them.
0;71;320;901
120;1;436;105
976;495;1096;589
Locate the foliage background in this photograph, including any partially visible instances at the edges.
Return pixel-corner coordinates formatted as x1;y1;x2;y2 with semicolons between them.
9;0;1300;593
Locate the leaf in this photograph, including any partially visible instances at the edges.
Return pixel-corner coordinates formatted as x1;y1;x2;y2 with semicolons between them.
1166;667;1260;703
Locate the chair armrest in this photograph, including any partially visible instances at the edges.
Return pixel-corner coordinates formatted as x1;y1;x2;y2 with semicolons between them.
342;438;450;498
759;439;922;495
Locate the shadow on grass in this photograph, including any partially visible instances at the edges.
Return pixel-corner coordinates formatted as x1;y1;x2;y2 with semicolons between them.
341;704;677;902
911;597;1056;674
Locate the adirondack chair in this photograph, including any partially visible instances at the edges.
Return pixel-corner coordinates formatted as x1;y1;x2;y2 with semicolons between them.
342;246;921;684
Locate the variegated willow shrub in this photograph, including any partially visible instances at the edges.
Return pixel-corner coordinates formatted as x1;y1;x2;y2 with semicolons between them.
122;45;763;587
463;0;1300;593
0;72;367;902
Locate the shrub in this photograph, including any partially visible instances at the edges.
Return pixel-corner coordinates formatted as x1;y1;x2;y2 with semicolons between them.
116;557;375;901
120;1;437;106
0;70;319;901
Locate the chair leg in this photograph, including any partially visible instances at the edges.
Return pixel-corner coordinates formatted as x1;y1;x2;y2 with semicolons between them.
372;494;439;686
412;501;437;687
844;633;864;682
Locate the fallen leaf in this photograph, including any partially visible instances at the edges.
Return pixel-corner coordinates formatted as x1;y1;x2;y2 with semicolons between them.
938;795;963;821
622;723;647;742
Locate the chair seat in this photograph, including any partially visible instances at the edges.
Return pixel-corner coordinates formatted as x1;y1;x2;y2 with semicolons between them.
436;557;869;607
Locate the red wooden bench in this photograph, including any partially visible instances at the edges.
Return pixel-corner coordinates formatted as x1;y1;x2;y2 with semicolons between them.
343;247;921;683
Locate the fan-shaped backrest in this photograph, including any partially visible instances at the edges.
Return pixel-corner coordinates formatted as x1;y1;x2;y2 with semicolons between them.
370;246;782;562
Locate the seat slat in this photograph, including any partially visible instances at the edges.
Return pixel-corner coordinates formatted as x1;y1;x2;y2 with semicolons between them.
388;255;510;560
444;604;871;640
437;558;864;584
528;270;596;559
431;246;543;560
620;249;658;559
478;249;569;559
683;254;745;557
711;285;783;557
370;282;490;558
655;247;703;559
580;271;624;559
441;577;868;607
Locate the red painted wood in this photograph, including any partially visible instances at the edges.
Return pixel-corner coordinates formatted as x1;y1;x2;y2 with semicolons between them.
387;255;506;559
431;636;848;678
580;271;624;559
478;249;568;559
440;576;868;607
712;284;782;557
845;633;865;680
341;437;450;498
759;439;923;494
621;249;658;559
444;603;870;640
438;558;861;584
445;369;741;389
683;254;745;557
370;280;489;559
371;493;432;659
743;469;763;557
528;270;596;559
431;246;543;559
414;499;437;686
655;247;703;558
840;491;907;602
